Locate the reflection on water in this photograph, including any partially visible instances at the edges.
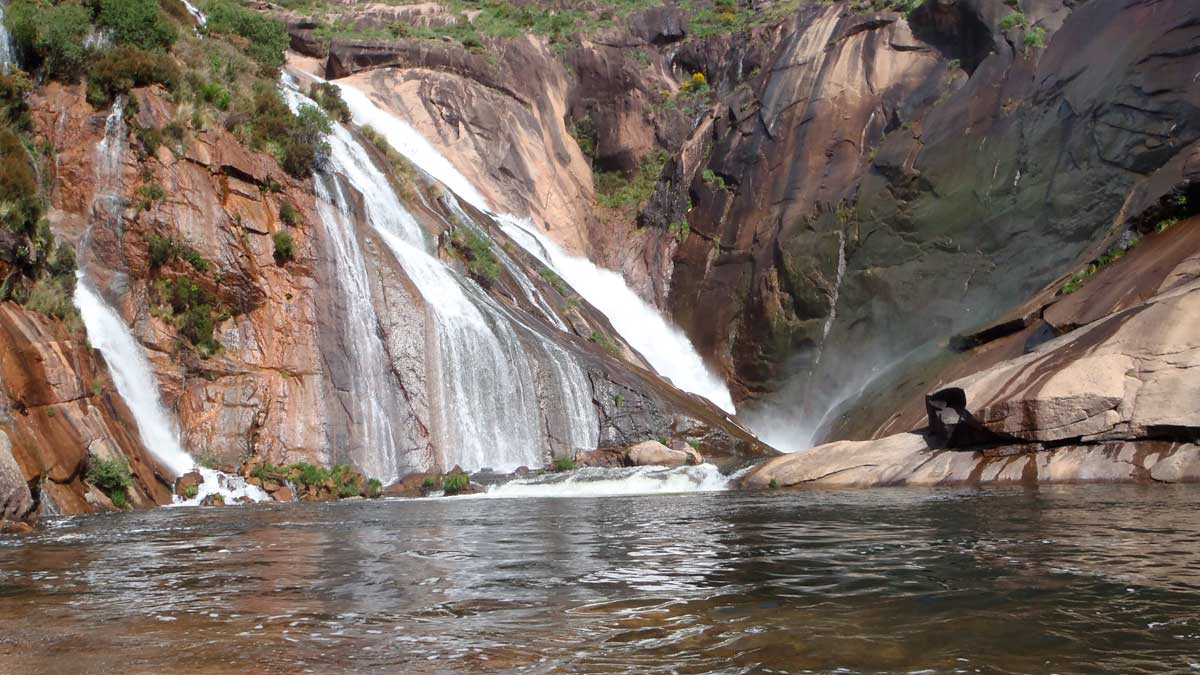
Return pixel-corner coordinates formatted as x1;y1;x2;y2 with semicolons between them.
2;486;1200;673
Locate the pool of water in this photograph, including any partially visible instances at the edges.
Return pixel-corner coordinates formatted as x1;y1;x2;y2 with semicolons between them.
2;485;1199;673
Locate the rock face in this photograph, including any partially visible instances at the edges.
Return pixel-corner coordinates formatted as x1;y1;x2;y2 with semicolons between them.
0;302;172;517
741;218;1200;488
658;0;1200;443
740;434;1200;488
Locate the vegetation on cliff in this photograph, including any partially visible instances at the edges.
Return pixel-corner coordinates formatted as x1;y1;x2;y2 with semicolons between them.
0;69;80;328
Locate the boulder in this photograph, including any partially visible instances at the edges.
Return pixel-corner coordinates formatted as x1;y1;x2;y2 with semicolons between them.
626;440;691;467
575;448;626;468
271;486;294;502
200;494;226;507
0;431;33;523
930;280;1200;446
173;470;203;498
385;472;440;498
627;6;688;45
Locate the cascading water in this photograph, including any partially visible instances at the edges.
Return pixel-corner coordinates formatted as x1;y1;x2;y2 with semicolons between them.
286;79;597;471
330;80;738;415
501;217;736;413
73;100;265;504
180;0;206;27
0;0;15;72
310;172;412;483
479;464;732;499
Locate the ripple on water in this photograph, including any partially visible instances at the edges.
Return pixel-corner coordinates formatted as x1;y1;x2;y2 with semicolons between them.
1;485;1199;673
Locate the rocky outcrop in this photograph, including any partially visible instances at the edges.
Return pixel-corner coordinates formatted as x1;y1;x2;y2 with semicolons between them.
740;434;1200;488
741;217;1200;487
31;83;372;474
657;0;1200;443
0;303;172;517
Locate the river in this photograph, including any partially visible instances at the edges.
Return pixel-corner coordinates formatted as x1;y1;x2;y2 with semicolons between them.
1;485;1198;673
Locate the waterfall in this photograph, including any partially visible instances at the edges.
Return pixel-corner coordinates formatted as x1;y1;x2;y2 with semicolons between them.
0;0;14;72
74;281;195;476
180;0;206;27
330;80;738;414
73;101;265;503
501;217;736;413
285;80;597;471
310;172;411;483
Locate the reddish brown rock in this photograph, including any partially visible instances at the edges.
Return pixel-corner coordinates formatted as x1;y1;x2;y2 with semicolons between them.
174;470;202;498
626;440;690;467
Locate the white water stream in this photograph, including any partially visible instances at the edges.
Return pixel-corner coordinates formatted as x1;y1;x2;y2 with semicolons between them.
73;101;265;505
286;80;598;471
0;0;14;72
481;464;731;498
330;80;737;415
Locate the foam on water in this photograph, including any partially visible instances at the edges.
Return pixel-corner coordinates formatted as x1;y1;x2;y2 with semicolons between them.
480;464;731;499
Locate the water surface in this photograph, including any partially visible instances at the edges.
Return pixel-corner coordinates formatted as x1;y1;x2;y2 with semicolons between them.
2;485;1199;673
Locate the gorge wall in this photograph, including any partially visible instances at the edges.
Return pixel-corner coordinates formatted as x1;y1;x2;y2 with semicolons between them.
292;0;1199;454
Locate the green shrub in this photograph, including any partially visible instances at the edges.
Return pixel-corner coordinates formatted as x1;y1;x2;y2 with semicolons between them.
278;200;302;227
1060;244;1131;295
449;229;500;286
589;330;620;356
552;457;576;472
539;267;569;295
595;150;666;211
570;114;595;159
87;456;133;495
272;230;295;262
202;0;289;69
88;45;181;105
239;85;330;177
701;169;726;190
442;473;469;495
309;82;351;123
148;234;208;271
153;276;223;353
290;462;331;488
199;82;232;110
25;276;81;329
137;181;166;210
1023;25;1046;50
182;484;198;498
0;70;33;130
6;0;93;80
365;478;383;498
0;126;42;234
110;490;129;507
998;11;1026;31
667;219;690;243
97;0;177;51
178;303;215;349
46;241;77;278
